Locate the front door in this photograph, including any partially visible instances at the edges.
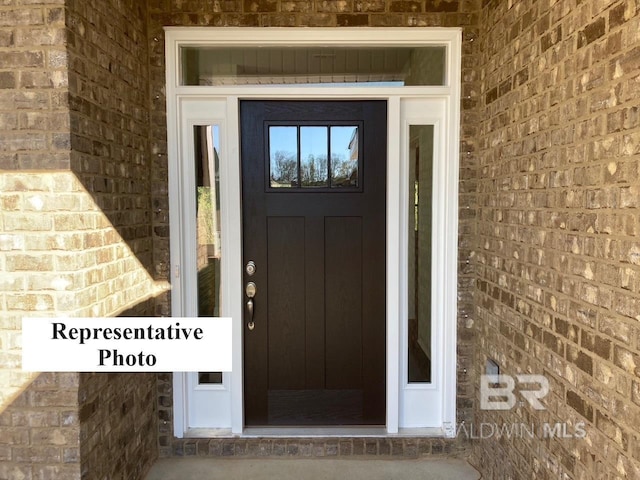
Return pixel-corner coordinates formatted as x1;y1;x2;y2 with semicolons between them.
241;100;387;426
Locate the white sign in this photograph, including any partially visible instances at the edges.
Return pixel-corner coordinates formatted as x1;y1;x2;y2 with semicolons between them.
22;317;232;372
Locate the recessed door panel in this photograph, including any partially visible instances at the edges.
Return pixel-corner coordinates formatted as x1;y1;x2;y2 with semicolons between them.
325;216;363;390
267;216;306;389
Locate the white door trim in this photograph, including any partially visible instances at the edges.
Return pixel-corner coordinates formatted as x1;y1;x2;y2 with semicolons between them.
165;27;461;437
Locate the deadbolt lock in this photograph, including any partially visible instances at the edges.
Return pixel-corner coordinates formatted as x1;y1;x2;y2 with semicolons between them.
246;261;256;276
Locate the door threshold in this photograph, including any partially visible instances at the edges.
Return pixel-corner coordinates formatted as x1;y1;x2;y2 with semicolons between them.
243;427;388;437
183;427;445;439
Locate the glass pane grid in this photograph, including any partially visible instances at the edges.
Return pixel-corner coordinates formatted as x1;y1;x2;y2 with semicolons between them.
269;125;359;191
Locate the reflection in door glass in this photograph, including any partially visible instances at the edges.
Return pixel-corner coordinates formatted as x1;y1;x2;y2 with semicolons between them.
331;126;358;188
268;124;361;190
408;125;433;383
269;126;298;188
195;125;224;386
300;127;328;187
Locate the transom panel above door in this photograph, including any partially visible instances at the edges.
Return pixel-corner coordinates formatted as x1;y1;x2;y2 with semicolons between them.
241;101;387;426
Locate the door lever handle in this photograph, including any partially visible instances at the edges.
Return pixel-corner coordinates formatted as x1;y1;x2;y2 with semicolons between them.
246;281;256;331
247;298;255;331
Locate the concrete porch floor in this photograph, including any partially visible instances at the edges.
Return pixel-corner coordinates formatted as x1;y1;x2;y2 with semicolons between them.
144;457;481;480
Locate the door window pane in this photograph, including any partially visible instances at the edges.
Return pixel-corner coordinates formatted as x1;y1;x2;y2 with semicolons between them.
330;126;358;188
269;126;298;188
300;127;328;187
408;125;433;383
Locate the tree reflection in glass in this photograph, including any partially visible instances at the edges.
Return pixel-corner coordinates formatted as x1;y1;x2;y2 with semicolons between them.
300;127;328;187
269;125;359;189
270;126;298;187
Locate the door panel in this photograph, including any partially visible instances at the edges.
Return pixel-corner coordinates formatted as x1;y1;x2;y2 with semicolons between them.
267;216;306;389
325;216;363;390
241;100;386;426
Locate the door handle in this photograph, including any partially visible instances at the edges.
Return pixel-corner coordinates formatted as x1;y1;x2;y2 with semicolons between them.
247;298;255;331
246;282;256;330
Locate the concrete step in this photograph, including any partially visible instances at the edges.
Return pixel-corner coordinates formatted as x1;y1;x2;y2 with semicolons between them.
145;457;481;480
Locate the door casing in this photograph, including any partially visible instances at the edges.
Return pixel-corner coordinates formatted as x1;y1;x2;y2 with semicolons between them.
165;27;461;437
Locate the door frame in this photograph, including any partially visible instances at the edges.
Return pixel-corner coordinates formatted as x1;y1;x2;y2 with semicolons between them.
165;27;461;437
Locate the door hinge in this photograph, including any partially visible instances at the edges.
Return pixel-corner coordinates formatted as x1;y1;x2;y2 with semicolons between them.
174;264;180;279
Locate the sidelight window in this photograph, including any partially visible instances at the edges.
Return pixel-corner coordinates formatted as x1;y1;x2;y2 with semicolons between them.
194;125;224;386
407;125;434;384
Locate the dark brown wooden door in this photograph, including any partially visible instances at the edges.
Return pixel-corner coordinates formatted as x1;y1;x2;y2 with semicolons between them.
241;100;386;426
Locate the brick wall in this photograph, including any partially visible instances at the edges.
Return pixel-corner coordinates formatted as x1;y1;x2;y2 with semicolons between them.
0;0;69;171
0;2;75;478
147;0;481;455
0;171;164;480
0;169;162;478
4;0;640;477
78;373;157;480
66;0;153;278
473;0;640;478
1;0;161;478
0;371;80;480
65;0;160;478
